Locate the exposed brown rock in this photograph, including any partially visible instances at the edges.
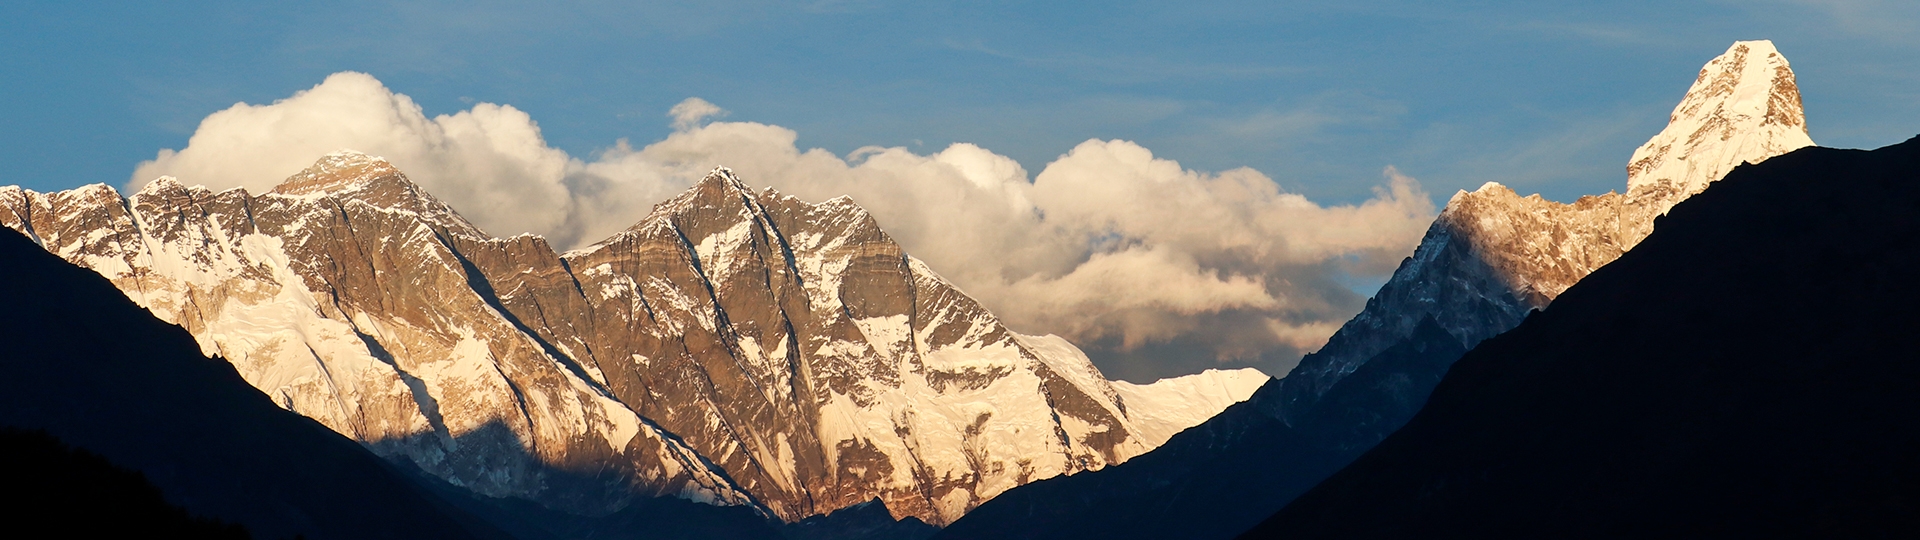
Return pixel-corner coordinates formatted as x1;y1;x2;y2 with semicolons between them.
2;154;1260;525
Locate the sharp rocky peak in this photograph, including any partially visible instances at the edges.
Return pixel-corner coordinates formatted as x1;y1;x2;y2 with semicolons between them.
1626;39;1813;205
702;166;753;192
270;150;409;197
632;167;882;240
130;176;248;206
651;167;755;213
135;176;190;195
257;150;483;235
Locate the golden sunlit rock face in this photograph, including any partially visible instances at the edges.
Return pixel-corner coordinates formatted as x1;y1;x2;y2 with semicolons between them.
0;153;1264;525
1452;39;1814;309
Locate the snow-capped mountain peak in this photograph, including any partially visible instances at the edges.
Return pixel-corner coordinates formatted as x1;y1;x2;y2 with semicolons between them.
272;149;402;196
1627;40;1813;209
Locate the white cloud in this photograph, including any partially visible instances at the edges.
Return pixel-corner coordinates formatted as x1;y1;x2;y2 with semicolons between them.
668;97;727;131
132;72;1436;380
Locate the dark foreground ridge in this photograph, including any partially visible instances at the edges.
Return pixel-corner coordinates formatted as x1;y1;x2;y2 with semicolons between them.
0;427;249;538
0;226;507;540
936;318;1466;540
1245;137;1920;538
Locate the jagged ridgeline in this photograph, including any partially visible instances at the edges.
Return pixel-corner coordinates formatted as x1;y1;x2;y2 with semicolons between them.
0;153;1264;525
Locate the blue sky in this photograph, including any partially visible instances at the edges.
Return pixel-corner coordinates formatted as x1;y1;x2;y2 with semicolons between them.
5;1;1918;381
6;1;1916;202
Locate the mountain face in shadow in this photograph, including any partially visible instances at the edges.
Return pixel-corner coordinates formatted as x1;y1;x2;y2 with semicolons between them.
1244;137;1920;538
0;427;249;538
1289;317;1468;454
0;226;506;540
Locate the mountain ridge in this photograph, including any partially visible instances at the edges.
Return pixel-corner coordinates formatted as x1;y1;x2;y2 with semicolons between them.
0;153;1262;526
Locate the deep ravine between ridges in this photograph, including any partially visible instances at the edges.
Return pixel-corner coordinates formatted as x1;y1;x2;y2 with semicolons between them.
937;39;1812;540
1242;135;1920;539
0;152;1265;527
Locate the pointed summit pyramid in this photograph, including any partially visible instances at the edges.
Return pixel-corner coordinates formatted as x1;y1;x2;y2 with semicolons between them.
1628;40;1814;209
259;151;486;234
272;150;405;196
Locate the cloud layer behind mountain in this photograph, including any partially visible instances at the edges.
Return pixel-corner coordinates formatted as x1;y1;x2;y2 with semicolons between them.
130;72;1435;381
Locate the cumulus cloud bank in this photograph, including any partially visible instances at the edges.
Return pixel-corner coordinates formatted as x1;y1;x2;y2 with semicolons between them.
132;72;1436;381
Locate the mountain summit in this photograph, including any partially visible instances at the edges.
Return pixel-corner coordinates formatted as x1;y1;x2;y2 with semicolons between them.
1628;40;1814;205
270;150;402;195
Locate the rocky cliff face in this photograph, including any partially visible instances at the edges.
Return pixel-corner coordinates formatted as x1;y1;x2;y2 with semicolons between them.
1268;40;1814;423
1626;40;1814;206
0;155;1261;525
0;156;752;513
506;169;1251;523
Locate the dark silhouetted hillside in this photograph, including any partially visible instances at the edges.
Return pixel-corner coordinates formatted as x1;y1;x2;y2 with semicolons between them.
0;427;249;538
0;226;507;540
1245;138;1920;538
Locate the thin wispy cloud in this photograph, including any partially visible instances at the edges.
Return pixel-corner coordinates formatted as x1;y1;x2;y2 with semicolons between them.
1436;104;1662;200
1759;0;1920;44
942;39;1304;85
1502;20;1679;48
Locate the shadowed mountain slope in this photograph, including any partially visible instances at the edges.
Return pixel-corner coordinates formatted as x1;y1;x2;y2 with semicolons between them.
0;427;250;539
1245;137;1920;538
0;226;508;539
